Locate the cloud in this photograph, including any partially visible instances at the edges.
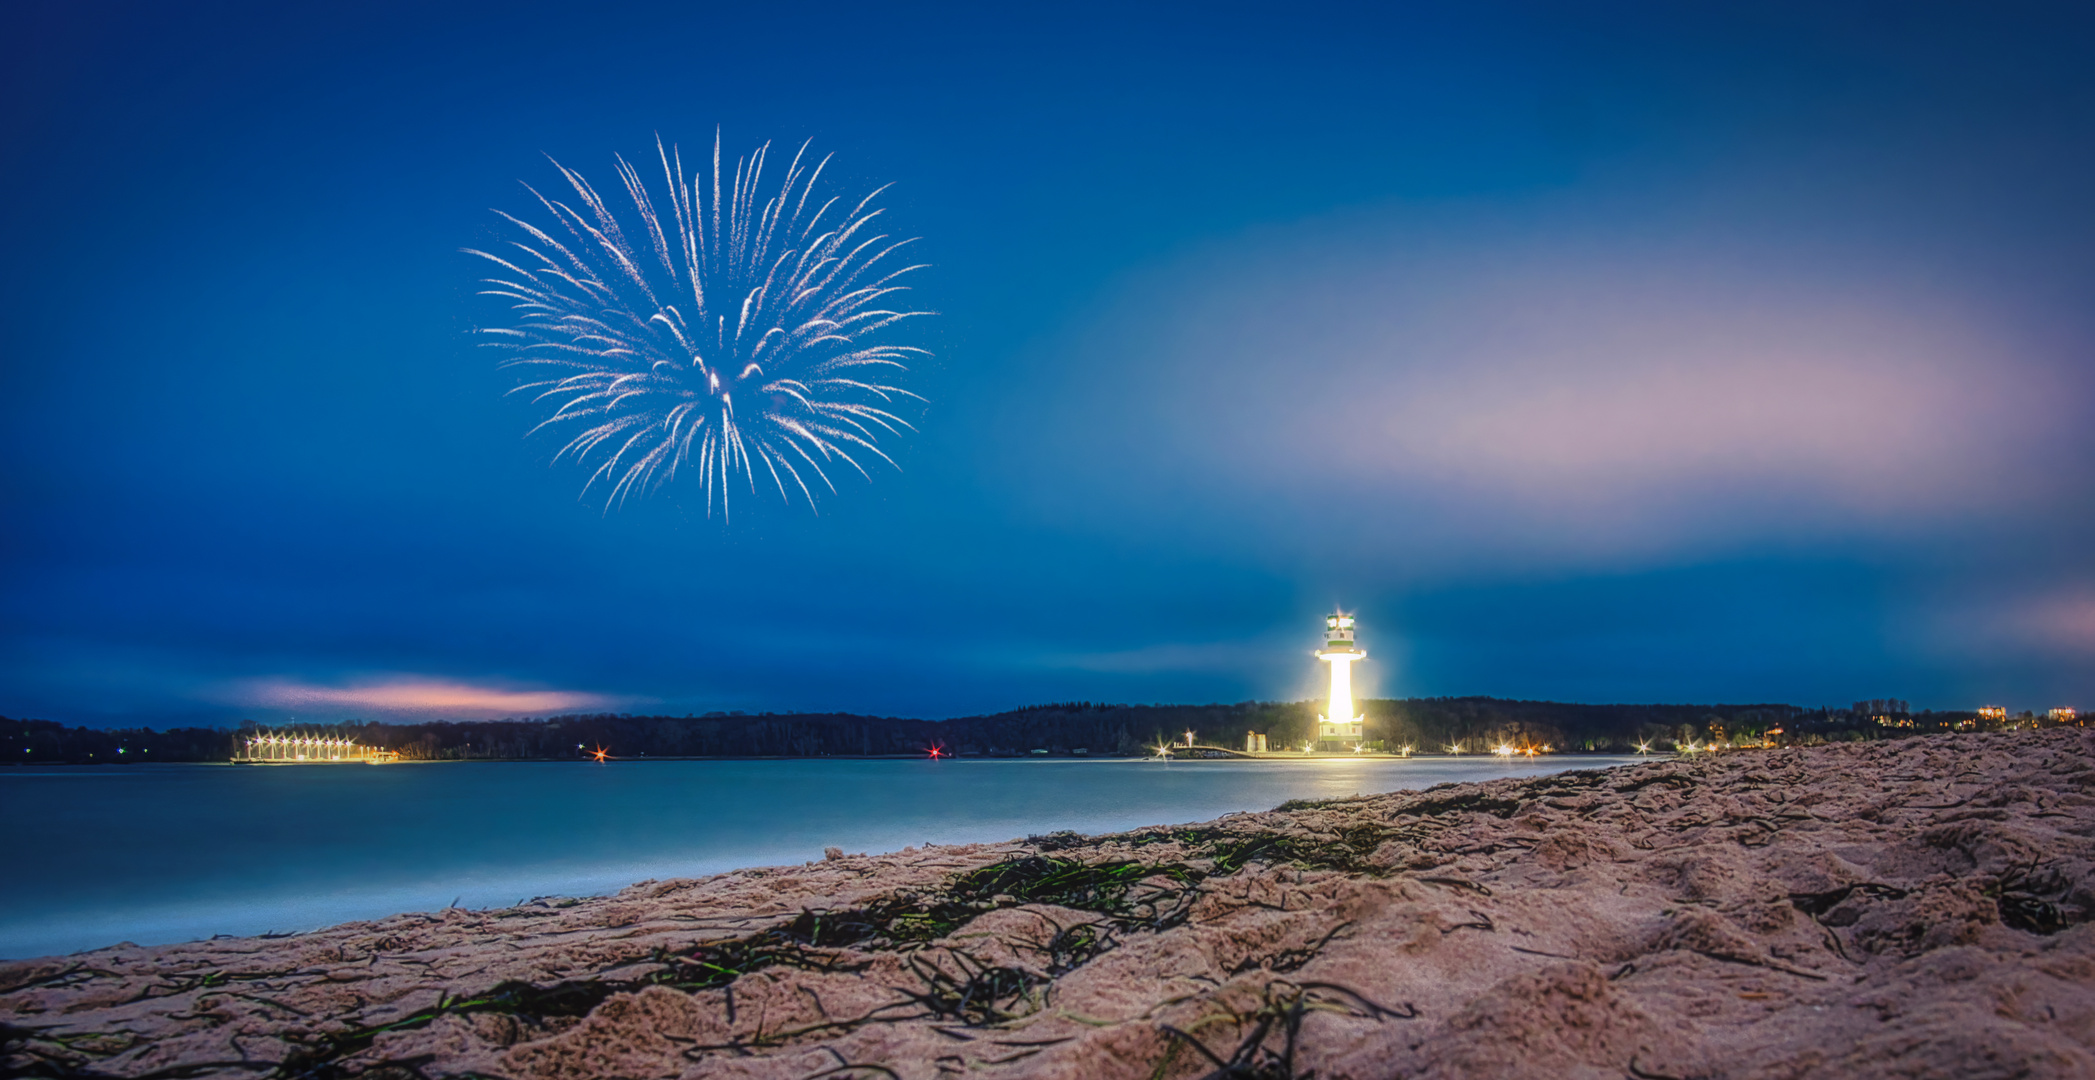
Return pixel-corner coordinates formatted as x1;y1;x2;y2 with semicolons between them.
224;676;634;717
1013;200;2089;573
1952;589;2095;657
2027;594;2095;653
1356;293;2044;508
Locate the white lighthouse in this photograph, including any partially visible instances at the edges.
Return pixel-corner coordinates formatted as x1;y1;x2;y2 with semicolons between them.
1316;610;1365;749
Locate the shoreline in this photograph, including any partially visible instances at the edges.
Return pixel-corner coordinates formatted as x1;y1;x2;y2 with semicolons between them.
4;729;2090;1078
7;749;1649;766
0;757;1641;961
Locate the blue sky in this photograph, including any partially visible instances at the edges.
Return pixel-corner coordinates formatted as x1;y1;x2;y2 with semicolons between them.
3;1;2091;725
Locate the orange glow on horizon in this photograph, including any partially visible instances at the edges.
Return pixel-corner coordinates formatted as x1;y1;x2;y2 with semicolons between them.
235;676;624;716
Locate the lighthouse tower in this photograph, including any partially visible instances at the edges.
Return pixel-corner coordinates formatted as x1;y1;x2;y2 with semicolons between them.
1316;611;1365;749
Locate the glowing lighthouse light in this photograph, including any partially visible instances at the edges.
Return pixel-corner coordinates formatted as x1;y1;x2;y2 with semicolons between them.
1315;611;1366;749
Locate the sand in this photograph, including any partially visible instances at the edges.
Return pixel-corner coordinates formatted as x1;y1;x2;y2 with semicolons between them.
4;728;2092;1079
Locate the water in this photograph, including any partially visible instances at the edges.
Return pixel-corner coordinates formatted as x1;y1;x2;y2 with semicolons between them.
1;755;1637;959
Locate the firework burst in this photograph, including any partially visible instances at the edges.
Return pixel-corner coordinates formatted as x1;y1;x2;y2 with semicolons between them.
467;133;931;516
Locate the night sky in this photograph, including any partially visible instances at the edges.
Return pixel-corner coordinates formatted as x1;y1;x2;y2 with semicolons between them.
4;2;2091;726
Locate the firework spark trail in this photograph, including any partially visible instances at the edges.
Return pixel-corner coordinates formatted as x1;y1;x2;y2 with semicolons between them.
467;133;932;517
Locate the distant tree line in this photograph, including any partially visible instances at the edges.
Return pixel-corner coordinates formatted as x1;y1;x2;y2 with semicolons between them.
2;718;233;765
0;697;2073;765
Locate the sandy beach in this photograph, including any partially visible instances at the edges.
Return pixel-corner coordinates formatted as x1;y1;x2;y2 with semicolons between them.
5;728;2091;1079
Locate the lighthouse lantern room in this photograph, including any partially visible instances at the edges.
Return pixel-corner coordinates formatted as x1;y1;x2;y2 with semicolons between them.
1316;611;1366;749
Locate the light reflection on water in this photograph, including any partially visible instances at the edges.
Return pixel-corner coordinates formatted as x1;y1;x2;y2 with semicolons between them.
1;755;1636;958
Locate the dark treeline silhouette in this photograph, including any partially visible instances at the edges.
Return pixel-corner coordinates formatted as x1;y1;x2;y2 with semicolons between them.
5;697;2048;764
2;718;234;765
267;704;1318;761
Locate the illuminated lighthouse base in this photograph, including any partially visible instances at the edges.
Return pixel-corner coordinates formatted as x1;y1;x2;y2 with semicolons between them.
1316;611;1366;750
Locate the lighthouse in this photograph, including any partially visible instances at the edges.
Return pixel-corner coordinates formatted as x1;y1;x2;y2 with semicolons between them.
1316;611;1365;749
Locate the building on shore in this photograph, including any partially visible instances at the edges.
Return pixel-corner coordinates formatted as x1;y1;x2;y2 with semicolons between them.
1244;731;1269;753
1316;611;1366;751
235;732;397;764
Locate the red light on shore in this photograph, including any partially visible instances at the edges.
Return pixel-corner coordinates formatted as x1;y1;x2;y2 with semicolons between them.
926;745;945;759
591;745;609;762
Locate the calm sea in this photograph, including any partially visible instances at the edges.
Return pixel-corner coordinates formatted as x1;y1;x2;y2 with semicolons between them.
1;755;1636;959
